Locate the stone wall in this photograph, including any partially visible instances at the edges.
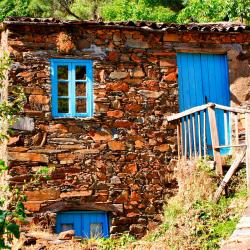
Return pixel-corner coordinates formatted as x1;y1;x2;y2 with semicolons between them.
3;22;250;237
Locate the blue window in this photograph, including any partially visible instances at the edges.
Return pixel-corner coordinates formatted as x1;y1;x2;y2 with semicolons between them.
50;59;93;118
56;211;109;238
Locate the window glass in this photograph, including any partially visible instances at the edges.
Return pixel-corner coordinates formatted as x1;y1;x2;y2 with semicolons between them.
76;83;86;97
58;82;68;96
52;60;93;117
58;98;69;113
76;98;86;113
61;223;74;232
57;65;68;80
76;65;86;80
90;223;103;238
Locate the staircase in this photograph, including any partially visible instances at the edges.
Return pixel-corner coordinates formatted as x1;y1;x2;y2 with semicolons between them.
166;102;250;200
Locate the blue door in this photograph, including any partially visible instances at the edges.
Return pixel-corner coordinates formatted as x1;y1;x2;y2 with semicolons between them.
56;211;109;238
177;53;230;155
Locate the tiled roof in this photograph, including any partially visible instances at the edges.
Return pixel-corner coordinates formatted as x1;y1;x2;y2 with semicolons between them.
3;16;250;33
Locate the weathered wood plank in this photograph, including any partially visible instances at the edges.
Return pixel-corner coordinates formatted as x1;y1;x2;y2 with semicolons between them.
177;122;181;160
224;111;229;145
208;105;223;175
167;103;211;122
184;118;187;159
192;114;197;158
213;148;246;203
203;110;207;159
215;103;250;114
245;113;250;190
188;115;192;159
234;112;239;145
198;111;202;157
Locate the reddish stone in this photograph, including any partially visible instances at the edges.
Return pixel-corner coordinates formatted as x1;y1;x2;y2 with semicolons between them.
24;188;60;201
108;141;125;151
163;33;180;42
108;51;118;61
29;95;50;105
107;82;129;92
135;140;144;149
127;153;137;160
90;132;112;141
7;136;20;145
154;144;171;152
159;59;176;67
96;172;107;181
163;72;177;82
114;191;129;203
131;54;142;63
130;191;140;202
148;56;158;63
57;153;76;161
124;163;137;174
8;152;48;163
125;104;141;112
133;68;145;78
60;190;92;198
39;124;68;133
23;201;42;212
142;80;159;91
24;87;44;95
113;120;133;128
107;110;124;118
127;212;140;218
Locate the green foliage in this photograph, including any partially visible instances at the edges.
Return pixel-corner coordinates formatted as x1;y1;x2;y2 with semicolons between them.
0;0;31;21
81;233;136;250
0;161;26;249
177;0;250;23
0;0;248;23
0;54;26;142
137;161;248;250
101;0;177;22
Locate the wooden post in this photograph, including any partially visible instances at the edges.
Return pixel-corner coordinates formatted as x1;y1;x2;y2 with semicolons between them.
224;111;228;145
188;115;192;159
177;121;181;160
208;105;223;175
203;110;207;159
245;113;250;190
234;112;239;145
213;147;246;203
198;112;202;157
192;114;197;158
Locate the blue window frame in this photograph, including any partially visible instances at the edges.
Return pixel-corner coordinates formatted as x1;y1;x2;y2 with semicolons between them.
50;59;93;118
56;211;109;238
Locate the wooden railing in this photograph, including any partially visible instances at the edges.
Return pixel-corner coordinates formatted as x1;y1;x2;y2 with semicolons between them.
167;103;250;192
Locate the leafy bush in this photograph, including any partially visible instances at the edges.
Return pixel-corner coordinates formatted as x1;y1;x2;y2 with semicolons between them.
0;161;26;249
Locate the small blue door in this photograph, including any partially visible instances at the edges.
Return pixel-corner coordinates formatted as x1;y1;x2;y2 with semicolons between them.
56;211;109;238
177;53;230;155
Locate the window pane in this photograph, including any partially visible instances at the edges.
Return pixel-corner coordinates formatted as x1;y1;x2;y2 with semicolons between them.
58;98;69;113
57;65;68;80
75;65;86;80
61;223;73;232
58;82;68;96
90;223;103;238
76;98;86;113
76;83;86;97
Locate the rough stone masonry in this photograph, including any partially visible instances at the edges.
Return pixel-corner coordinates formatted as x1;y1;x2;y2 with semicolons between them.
1;17;250;237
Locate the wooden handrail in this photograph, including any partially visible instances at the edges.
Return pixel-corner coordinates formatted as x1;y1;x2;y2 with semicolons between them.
214;103;250;114
167;103;212;121
167;103;250;122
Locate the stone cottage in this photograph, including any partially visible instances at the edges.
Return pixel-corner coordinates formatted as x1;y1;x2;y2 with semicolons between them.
0;17;249;238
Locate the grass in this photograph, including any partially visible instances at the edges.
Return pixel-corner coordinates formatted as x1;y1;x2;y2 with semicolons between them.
130;159;248;250
18;159;248;250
